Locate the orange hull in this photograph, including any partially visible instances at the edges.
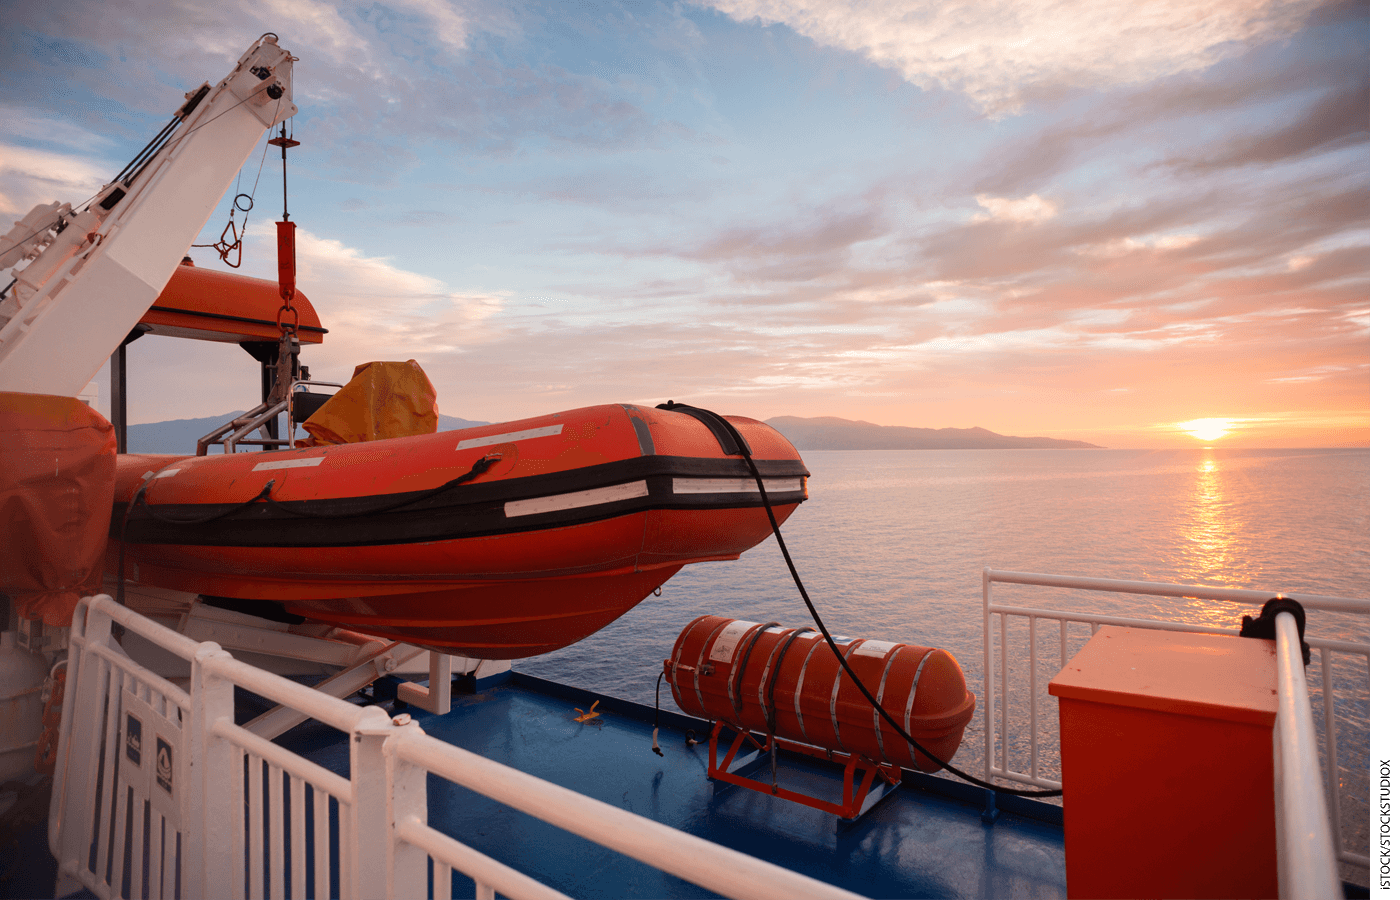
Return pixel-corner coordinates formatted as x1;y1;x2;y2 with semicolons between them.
109;404;807;657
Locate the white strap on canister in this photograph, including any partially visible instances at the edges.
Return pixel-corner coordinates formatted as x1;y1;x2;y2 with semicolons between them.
692;618;735;720
829;640;865;754
792;636;824;743
872;645;905;764
904;649;936;767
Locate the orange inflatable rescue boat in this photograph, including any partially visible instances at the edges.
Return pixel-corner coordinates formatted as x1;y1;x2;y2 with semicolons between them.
108;403;808;658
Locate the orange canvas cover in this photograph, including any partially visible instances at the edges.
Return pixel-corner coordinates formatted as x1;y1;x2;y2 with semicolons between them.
298;359;439;447
0;392;116;625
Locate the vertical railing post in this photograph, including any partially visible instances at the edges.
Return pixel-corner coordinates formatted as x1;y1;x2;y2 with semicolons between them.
189;643;238;899
982;568;993;783
389;727;430;899
1028;615;1038;782
49;598;96;865
349;706;396;900
1272;611;1341;900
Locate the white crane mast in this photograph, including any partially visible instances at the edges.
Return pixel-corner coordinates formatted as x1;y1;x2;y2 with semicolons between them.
0;35;297;397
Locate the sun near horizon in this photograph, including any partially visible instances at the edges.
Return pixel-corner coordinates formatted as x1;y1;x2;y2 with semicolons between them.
1178;418;1233;443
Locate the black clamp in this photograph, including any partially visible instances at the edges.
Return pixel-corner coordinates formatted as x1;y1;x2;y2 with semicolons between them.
1239;597;1311;665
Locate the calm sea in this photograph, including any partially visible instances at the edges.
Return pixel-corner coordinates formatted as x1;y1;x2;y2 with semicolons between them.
516;447;1370;858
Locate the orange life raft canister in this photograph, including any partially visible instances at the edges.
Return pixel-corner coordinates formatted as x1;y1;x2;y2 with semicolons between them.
664;616;976;773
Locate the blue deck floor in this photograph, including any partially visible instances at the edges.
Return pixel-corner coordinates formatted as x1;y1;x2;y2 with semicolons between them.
290;672;1067;900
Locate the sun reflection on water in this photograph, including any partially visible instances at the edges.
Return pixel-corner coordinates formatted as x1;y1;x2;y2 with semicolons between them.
1176;451;1247;627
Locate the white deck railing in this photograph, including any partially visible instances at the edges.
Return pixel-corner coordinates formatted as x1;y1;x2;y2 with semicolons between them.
1273;610;1343;899
980;568;1369;877
49;594;863;900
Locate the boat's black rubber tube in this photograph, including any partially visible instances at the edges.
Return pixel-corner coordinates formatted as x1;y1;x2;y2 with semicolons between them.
115;453;808;548
667;402;1064;799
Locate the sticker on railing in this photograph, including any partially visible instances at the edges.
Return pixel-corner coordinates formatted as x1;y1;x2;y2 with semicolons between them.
125;714;142;765
156;737;174;795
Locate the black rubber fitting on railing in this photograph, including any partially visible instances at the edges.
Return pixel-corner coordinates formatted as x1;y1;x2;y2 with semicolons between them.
1239;597;1311;665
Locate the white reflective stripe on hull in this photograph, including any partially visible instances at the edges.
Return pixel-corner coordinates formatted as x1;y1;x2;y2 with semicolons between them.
504;480;649;517
457;424;564;450
252;457;326;471
672;477;803;494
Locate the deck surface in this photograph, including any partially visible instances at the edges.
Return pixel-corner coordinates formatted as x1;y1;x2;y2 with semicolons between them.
290;673;1067;900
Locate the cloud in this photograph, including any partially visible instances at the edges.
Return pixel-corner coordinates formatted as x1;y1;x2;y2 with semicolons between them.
391;0;473;50
6;0;1364;447
221;224;506;374
974;193;1056;224
0;143;113;217
1170;81;1369;171
685;206;887;281
702;0;1329;115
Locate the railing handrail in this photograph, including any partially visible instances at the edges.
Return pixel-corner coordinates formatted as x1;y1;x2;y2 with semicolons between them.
983;603;1369;655
1274;610;1343;899
980;568;1369;877
394;729;863;900
56;594;866;900
984;568;1369;613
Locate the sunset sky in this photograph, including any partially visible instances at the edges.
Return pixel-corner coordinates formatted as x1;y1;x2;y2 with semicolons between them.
0;0;1371;448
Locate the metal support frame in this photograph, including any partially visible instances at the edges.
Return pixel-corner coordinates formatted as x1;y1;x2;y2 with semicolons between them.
110;342;128;453
706;722;900;822
195;377;342;455
396;652;454;716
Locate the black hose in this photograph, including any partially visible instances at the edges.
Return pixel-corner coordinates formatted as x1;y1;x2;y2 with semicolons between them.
689;404;1063;799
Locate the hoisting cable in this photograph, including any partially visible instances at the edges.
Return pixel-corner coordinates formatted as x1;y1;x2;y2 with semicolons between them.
191;119;275;268
662;401;1063;798
271;117;301;441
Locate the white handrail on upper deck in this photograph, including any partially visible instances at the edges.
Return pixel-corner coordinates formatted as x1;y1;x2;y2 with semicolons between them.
980;568;1369;876
48;594;864;900
1274;610;1342;899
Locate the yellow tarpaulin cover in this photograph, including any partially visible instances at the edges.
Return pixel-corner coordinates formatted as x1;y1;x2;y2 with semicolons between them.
298;359;439;446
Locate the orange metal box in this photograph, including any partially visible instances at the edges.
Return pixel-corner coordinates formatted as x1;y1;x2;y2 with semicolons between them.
1048;626;1278;899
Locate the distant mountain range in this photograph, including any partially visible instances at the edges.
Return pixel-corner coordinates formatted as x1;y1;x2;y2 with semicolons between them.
128;410;1097;454
127;411;490;454
764;416;1102;450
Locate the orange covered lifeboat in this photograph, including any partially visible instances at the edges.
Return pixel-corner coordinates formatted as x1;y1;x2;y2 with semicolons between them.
108;404;807;658
664;616;975;772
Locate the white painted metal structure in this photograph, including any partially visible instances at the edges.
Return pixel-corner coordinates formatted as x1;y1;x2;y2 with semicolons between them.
49;594;863;900
0;35;296;397
979;568;1368;881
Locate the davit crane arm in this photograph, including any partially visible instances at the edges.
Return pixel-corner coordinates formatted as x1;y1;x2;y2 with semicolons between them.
0;34;297;397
